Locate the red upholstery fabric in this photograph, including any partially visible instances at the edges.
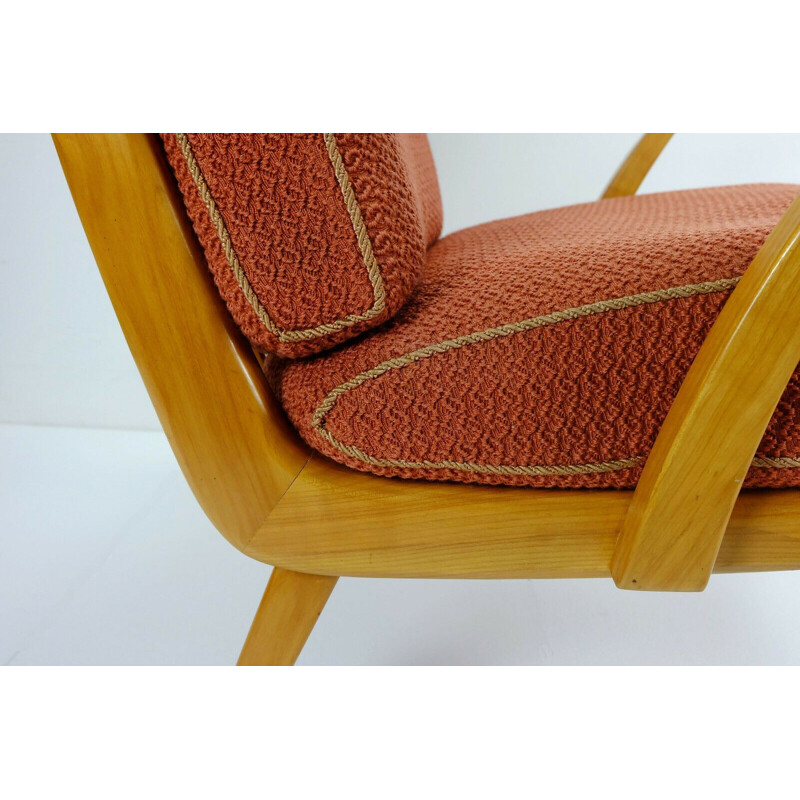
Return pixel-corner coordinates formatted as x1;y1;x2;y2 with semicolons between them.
162;133;442;357
396;134;444;248
274;183;800;488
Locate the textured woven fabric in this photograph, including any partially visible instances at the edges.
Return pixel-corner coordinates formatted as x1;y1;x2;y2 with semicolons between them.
396;134;444;248
162;133;442;357
275;183;800;489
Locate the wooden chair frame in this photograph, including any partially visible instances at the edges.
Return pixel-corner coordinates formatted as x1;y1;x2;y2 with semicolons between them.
53;133;800;664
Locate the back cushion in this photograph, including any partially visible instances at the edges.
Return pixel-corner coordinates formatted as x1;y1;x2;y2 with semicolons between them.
162;133;442;357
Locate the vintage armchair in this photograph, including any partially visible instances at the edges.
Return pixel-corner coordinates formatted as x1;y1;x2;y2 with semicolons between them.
53;133;800;665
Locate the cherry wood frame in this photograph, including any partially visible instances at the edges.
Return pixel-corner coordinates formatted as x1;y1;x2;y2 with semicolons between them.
53;133;800;664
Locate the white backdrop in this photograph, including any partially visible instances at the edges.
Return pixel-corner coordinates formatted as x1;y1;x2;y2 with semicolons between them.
4;133;800;664
4;133;800;430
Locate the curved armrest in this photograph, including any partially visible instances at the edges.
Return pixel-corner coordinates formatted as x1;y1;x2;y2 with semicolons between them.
612;191;800;591
602;133;673;199
53;134;309;553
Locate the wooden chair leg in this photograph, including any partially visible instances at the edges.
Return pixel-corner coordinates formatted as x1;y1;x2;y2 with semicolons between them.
237;567;338;666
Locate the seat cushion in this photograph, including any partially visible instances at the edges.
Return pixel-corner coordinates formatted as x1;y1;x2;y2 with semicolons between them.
162;133;442;357
274;183;800;489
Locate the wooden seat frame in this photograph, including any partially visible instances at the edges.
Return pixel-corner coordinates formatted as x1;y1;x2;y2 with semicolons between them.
53;133;800;664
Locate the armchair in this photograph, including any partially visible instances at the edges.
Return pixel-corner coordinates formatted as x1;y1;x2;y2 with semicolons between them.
53;133;800;664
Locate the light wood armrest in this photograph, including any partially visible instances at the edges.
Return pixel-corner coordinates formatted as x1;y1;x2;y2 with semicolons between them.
612;191;800;591
602;133;673;199
53;134;309;553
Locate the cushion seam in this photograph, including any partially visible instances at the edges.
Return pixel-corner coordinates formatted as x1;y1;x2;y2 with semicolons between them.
175;132;387;343
308;274;800;475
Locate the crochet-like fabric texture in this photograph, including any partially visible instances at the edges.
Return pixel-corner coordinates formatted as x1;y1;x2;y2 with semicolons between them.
274;183;800;488
161;133;442;357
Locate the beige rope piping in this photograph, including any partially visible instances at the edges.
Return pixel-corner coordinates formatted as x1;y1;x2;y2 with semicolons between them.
752;456;800;468
176;133;387;343
309;274;800;476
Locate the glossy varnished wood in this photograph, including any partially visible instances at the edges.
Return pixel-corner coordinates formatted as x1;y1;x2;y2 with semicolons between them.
238;568;338;666
613;193;800;591
602;133;673;199
53;134;309;553
245;456;800;579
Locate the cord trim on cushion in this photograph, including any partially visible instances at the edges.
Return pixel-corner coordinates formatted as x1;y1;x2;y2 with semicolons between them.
751;456;800;468
175;133;387;343
309;274;800;476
